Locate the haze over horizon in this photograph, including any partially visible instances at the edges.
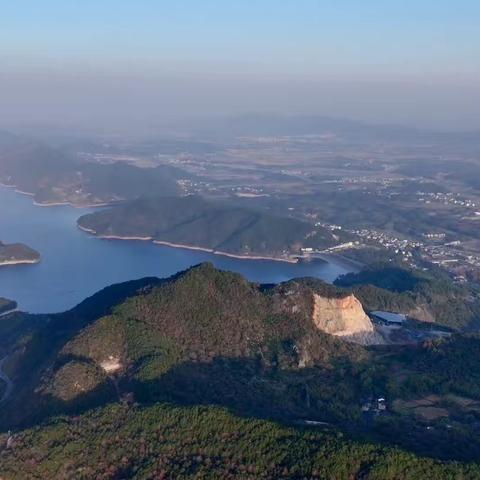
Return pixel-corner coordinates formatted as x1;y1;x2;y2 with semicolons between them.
1;1;479;133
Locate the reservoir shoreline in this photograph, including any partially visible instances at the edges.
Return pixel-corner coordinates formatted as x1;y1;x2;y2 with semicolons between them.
0;186;358;313
0;258;40;267
77;224;299;264
0;182;119;209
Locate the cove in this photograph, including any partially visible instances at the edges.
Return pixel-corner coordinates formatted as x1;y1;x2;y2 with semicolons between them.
0;187;357;313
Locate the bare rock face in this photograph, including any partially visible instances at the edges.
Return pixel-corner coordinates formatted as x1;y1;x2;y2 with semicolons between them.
312;293;382;345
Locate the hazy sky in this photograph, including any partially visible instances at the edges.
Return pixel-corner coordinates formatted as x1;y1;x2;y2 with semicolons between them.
1;1;479;132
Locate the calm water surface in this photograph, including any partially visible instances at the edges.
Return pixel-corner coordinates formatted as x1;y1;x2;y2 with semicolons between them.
0;187;357;313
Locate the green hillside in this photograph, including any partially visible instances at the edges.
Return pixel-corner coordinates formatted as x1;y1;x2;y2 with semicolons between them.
335;264;480;330
1;402;479;480
2;265;480;475
0;265;365;428
77;196;347;258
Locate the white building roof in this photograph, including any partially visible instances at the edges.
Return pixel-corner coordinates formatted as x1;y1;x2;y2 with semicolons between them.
370;311;406;324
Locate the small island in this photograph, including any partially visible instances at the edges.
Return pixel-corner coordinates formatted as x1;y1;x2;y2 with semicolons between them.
0;241;40;267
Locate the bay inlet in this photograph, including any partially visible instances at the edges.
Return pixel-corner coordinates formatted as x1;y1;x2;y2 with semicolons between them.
0;187;358;313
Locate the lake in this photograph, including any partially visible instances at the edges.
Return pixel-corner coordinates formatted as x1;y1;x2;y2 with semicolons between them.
0;187;358;313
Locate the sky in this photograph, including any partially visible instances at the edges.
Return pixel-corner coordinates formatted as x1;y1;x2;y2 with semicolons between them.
1;1;479;132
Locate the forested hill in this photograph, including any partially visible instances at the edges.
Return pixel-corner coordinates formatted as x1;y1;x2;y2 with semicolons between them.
2;264;480;475
336;263;480;330
0;130;184;205
77;195;349;259
0;264;366;429
1;402;479;479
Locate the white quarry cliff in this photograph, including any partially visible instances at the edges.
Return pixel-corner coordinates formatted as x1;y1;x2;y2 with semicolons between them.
312;293;383;345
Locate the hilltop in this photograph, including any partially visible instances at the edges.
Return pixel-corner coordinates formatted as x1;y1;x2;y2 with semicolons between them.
0;264;367;428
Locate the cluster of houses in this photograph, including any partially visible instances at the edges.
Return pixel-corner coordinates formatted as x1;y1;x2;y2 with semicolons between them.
362;396;387;415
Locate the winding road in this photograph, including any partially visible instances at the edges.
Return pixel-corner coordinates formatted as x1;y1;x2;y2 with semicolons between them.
0;356;13;404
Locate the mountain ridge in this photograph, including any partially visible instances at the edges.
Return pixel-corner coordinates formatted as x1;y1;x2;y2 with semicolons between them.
77;196;350;260
2;264;480;470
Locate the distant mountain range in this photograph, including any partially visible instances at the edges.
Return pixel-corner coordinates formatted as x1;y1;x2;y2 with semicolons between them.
186;113;480;145
0;130;185;206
